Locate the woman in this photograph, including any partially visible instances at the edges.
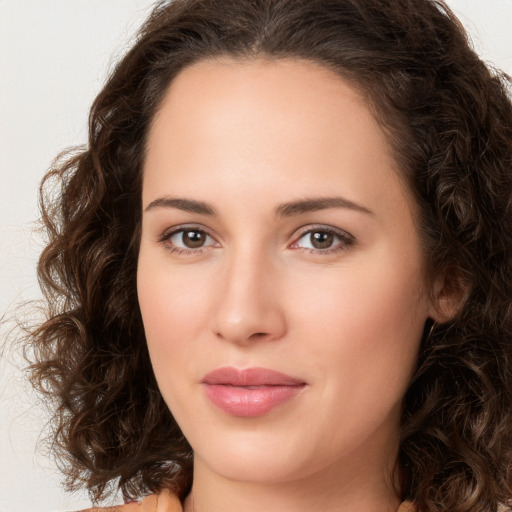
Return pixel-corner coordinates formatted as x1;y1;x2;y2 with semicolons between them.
28;0;512;511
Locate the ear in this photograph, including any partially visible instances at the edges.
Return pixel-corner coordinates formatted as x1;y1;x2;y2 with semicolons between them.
429;269;470;323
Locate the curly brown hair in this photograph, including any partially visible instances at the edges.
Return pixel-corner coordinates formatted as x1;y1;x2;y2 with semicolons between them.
28;0;512;510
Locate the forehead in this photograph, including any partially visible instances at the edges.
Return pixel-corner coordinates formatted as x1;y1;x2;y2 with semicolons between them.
147;57;374;153
143;57;413;222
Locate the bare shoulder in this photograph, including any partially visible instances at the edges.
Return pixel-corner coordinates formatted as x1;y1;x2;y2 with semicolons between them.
77;490;183;512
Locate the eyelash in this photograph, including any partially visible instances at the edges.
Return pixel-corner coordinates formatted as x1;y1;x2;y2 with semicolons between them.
158;224;355;256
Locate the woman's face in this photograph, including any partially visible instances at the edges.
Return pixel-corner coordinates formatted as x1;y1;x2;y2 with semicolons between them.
138;58;435;486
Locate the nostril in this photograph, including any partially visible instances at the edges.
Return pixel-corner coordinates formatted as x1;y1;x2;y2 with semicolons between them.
250;332;268;339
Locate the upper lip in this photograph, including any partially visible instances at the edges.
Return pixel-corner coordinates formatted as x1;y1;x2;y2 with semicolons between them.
202;366;306;387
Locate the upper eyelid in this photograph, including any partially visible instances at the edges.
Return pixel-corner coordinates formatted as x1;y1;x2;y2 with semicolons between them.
292;224;354;241
159;223;352;237
160;223;217;240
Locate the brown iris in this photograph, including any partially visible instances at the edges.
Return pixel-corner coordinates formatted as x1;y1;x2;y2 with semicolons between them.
182;230;206;248
310;231;334;249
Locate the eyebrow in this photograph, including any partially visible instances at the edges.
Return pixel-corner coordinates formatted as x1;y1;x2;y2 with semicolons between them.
145;197;217;215
144;195;374;217
275;196;374;217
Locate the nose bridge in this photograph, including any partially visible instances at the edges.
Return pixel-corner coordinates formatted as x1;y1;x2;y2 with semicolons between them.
211;241;286;344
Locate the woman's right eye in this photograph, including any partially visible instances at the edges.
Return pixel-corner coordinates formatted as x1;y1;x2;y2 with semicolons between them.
160;227;218;254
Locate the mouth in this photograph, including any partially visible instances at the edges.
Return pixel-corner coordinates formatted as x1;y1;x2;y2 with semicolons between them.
201;366;307;418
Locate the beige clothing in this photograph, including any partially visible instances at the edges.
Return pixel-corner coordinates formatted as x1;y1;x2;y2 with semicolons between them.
80;490;181;512
80;489;415;511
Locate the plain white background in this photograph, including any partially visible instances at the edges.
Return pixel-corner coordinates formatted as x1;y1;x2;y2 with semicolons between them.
0;1;511;511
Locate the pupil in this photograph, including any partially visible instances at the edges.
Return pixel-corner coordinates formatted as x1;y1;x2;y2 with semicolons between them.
312;231;333;249
183;230;204;248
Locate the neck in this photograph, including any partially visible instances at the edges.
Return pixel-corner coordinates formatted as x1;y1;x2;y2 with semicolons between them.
184;450;401;512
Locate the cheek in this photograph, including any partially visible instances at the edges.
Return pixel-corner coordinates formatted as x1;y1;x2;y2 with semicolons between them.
283;260;427;457
287;248;428;393
137;250;213;371
293;252;426;329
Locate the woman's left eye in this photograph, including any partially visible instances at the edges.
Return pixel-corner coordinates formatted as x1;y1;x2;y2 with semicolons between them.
291;228;354;253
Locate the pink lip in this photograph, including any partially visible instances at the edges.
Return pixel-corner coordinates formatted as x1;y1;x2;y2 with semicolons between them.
202;367;307;418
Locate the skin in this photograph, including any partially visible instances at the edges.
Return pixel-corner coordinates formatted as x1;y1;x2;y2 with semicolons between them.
137;57;441;512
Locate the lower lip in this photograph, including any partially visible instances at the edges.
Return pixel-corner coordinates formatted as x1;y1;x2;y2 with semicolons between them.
203;384;305;417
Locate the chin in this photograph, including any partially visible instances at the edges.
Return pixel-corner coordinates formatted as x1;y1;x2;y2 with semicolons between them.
190;426;330;485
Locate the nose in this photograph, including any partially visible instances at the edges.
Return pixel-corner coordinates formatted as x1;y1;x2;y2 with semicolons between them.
210;248;287;345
